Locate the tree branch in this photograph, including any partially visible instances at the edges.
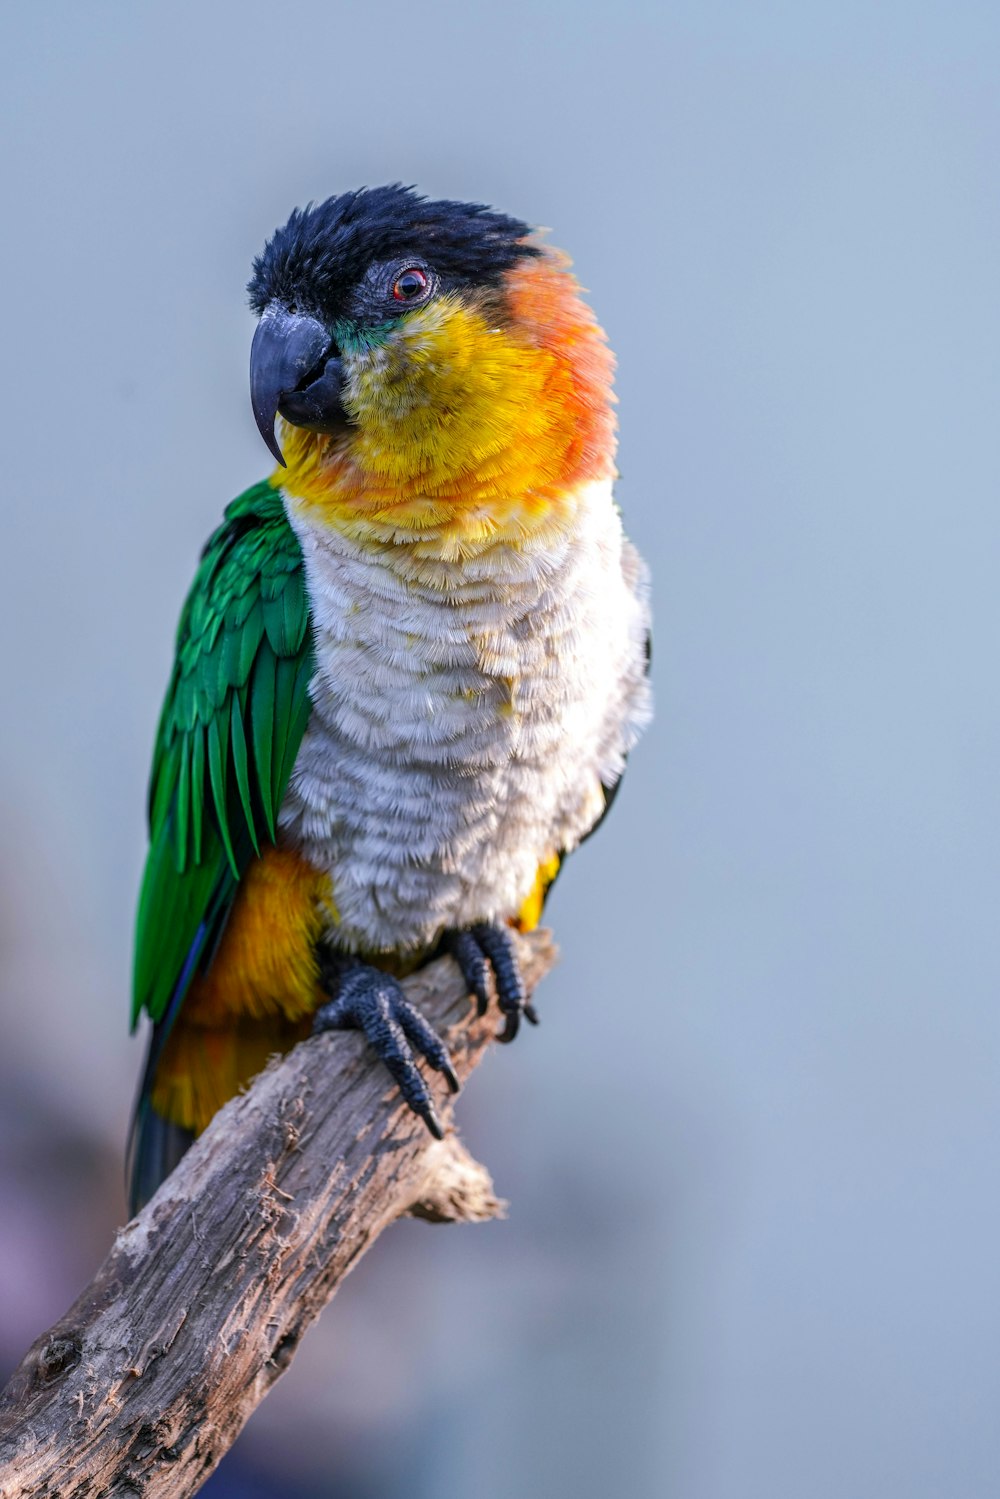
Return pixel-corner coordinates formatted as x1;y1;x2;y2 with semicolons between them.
0;929;558;1499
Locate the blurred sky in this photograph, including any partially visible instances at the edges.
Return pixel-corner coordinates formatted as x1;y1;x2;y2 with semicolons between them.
1;3;999;1496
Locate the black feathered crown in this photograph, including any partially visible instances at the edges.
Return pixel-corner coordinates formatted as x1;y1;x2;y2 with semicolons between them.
248;184;539;317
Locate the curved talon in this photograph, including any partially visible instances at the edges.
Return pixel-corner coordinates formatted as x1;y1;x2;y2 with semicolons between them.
443;929;491;1016
313;964;457;1138
442;1064;460;1094
420;1102;446;1141
444;921;536;1041
498;1010;520;1045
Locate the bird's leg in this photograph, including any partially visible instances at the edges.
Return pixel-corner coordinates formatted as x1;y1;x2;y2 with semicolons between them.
441;923;538;1044
313;952;459;1140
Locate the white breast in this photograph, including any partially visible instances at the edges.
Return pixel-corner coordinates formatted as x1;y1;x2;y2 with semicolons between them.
278;479;652;955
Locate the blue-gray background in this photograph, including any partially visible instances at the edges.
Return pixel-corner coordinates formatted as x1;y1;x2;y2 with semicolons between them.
1;3;998;1496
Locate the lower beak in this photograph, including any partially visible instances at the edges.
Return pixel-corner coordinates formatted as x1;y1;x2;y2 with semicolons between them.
249;304;337;466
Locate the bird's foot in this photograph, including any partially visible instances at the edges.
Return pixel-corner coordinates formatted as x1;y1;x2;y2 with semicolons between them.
442;922;538;1044
313;962;459;1140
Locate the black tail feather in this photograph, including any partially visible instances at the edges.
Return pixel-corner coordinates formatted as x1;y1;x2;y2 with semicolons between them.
126;1100;195;1217
126;1019;195;1216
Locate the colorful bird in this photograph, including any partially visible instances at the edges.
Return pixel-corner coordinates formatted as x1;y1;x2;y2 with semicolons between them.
128;185;652;1213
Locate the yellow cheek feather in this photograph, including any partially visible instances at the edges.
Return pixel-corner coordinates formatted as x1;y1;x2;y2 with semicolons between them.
275;250;616;548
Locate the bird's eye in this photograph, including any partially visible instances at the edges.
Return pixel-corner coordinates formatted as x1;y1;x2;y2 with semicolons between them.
392;267;430;302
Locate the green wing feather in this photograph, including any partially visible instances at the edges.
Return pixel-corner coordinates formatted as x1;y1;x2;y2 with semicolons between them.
131;481;314;1030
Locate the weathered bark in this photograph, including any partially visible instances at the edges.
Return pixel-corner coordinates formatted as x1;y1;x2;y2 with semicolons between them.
0;929;557;1499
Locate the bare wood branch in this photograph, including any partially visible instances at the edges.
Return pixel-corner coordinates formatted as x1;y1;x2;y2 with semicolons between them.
0;929;557;1499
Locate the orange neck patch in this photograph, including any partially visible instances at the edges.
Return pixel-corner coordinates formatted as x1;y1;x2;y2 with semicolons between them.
276;249;617;545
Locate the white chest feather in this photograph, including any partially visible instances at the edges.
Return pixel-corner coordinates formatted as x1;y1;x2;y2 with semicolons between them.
278;480;651;954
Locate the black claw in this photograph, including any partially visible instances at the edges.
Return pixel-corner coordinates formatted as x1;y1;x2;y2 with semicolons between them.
420;1102;446;1141
313;964;456;1138
443;921;536;1042
442;1063;461;1095
444;929;492;1015
498;1010;521;1045
471;923;527;1016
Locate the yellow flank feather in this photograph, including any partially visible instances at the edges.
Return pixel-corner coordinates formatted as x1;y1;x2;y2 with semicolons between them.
150;1015;311;1135
182;844;333;1026
151;844;333;1133
516;853;561;931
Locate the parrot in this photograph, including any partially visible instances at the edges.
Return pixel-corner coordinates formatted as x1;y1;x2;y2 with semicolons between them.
127;185;652;1214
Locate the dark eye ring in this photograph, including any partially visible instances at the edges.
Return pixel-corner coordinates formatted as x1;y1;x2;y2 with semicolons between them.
392;267;430;302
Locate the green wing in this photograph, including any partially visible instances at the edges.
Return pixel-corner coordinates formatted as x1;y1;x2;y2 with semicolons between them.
132;480;314;1030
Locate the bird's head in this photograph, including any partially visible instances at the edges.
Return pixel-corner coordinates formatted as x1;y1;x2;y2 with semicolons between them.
248;185;616;540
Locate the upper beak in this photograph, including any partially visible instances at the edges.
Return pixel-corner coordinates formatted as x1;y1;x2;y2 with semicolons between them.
249;304;332;466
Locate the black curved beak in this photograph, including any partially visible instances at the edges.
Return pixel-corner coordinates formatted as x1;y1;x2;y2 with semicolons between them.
249;304;335;467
